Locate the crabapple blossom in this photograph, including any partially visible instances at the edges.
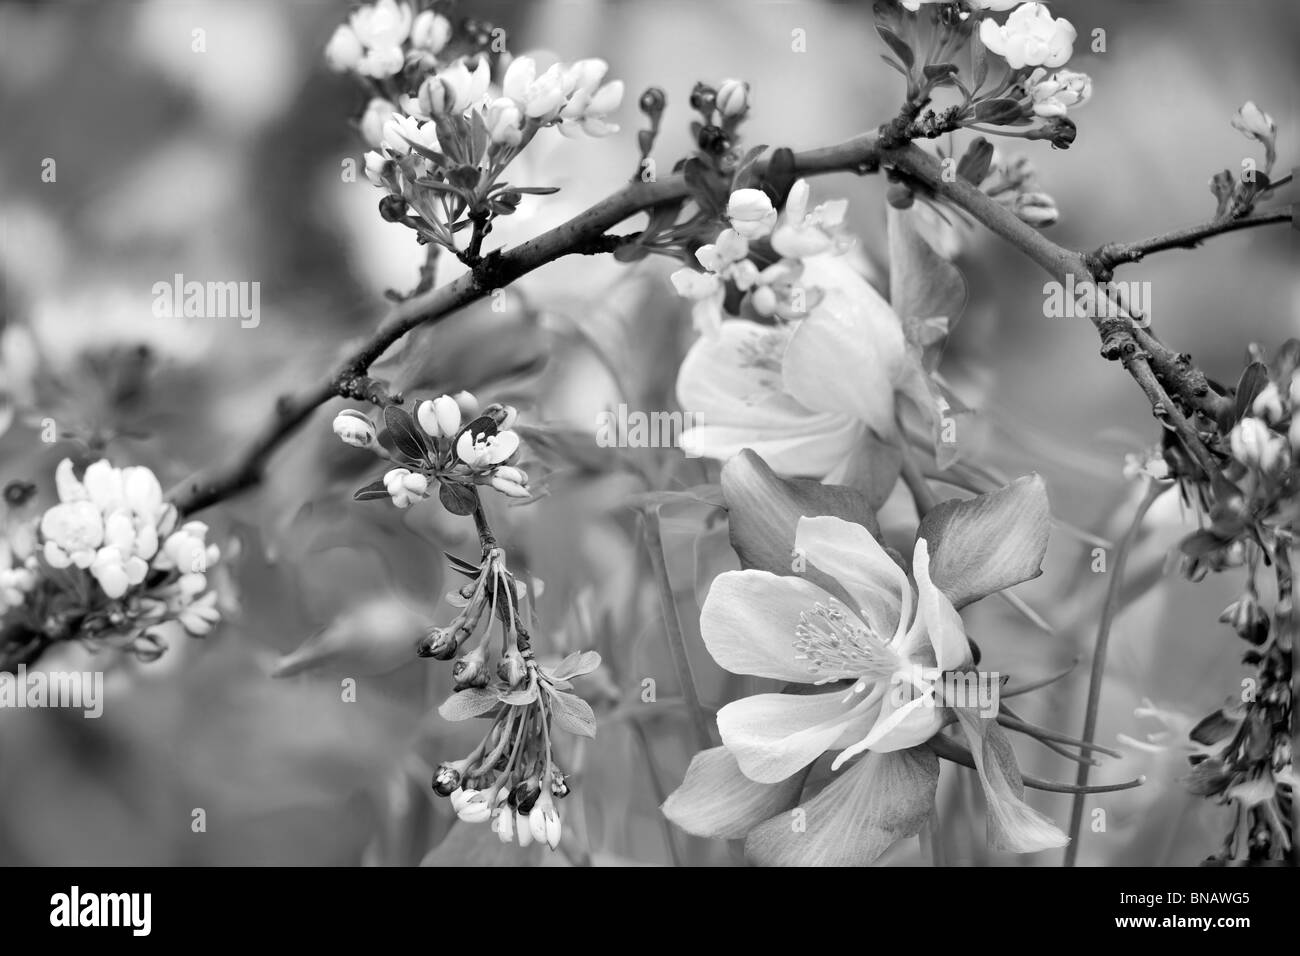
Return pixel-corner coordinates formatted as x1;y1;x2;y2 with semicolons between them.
333;409;378;448
383;468;430;508
726;188;778;239
1025;68;1091;118
979;2;1077;70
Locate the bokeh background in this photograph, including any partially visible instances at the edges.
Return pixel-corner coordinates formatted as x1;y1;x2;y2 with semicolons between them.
0;0;1296;865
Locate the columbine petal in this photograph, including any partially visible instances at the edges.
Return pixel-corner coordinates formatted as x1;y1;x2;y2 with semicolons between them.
744;748;938;866
794;515;908;644
662;746;808;839
701;570;831;683
916;474;1050;608
720;449;881;579
717;690;867;784
955;708;1070;853
910;537;970;672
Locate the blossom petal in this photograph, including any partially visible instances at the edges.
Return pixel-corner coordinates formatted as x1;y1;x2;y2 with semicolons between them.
717;690;866;784
662;746;808;839
792;518;907;654
916;474;1050;608
700;570;827;683
911;537;970;671
848;687;943;757
744;748;938;866
781;276;905;436
887;206;967;330
955;708;1070;853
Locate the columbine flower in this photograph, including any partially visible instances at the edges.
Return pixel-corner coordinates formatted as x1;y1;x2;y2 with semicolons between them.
979;2;1077;70
1025;68;1091;118
663;455;1064;864
726;188;778;240
770;179;851;259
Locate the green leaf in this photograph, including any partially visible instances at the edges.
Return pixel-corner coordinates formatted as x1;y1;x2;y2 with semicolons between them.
876;25;914;69
548;650;602;681
438;687;502;721
439;481;477;516
547;689;597;738
353;478;391;501
405;141;450;166
1233;362;1269;422
972;98;1024;125
383;404;431;463
916;475;1051;609
956;136;995;186
507;186;561;196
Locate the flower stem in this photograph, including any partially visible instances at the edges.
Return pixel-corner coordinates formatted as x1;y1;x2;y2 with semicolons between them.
642;506;713;752
1063;481;1163;865
899;444;938;518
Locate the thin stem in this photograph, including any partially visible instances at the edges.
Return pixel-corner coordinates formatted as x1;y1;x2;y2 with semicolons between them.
899;442;939;518
1093;210;1291;272
641;507;713;752
626;714;684;866
1063;480;1163;866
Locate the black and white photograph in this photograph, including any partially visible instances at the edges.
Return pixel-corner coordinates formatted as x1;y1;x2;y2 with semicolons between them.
0;0;1295;903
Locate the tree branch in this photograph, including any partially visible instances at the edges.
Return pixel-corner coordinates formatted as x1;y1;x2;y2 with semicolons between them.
1091;209;1291;274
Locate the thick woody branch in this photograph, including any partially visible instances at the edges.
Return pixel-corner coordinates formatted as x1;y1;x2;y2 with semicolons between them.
170;131;1280;515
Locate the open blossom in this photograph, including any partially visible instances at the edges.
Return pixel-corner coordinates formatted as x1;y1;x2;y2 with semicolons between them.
418;58;492;117
409;10;451;52
503;57;568;121
676;254;911;480
980;2;1076;70
381;112;439;156
1025;68;1091;118
346;0;414;78
663;460;1064;864
770;179;852;259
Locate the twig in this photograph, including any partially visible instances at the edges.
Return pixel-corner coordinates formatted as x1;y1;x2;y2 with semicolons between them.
1062;480;1163;865
1092;210;1291;273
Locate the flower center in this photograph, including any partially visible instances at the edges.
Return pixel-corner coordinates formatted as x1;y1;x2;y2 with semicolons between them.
793;601;900;685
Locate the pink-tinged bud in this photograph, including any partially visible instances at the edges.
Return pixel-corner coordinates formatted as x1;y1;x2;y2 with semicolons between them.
716;78;750;117
325;24;364;72
333;409;377;448
432;394;462;437
490;474;530;498
452;646;490;690
1231;102;1276;145
496;647;528;688
1230;417;1287;473
485;97;523;146
431;762;463;796
417;76;450;117
1012;191;1059;227
453;391;480;419
493;465;528;486
418;625;459;660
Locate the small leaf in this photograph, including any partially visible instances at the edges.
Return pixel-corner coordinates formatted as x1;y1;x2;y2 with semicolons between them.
438;687;502;721
549;650;602;681
1233;362;1269;422
1189;709;1242;746
508;186;561;196
499;685;540;706
439;482;477;516
763;147;797;208
972;98;1024;124
448;165;481;191
384;404;431;463
547;689;597;738
876;25;914;69
405;141;451;166
923;63;959;82
353;479;391;502
956;136;995;185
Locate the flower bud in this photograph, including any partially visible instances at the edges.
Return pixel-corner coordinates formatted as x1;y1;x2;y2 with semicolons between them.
453;391;480;419
333;409;377;448
639;86;666;117
490;473;530;499
726;188;777;240
378;195;407;222
359;98;396;149
432;762;463;796
496;647;528;688
485;97;523;146
456;790;492;823
452;646;490;690
492;806;515;843
418;625;459;660
416;399;443;438
716;79;749;118
410;11;451;52
514;810;534;847
1012;191;1059;227
1230;417;1286;473
363;151;388;187
550;769;570;799
688;82;716;114
383;467;429;508
1219;594;1269;646
1231;102;1276;147
431;394;463;437
325;24;364;73
1251;382;1285;424
511;777;542;813
697;124;730;155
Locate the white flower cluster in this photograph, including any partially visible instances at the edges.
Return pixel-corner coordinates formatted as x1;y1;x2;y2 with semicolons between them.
326;0;450;79
670;179;852;336
448;785;563;849
38;460;222;635
1230;376;1300;475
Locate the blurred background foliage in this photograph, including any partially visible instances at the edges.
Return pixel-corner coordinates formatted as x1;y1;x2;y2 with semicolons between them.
0;0;1296;865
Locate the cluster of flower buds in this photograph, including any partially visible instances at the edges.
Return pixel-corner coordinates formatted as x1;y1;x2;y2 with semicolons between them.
337;389;531;513
669;179;849;335
1212;101;1281;221
423;548;600;849
1;459;223;665
329;0;624;260
686;78;751;158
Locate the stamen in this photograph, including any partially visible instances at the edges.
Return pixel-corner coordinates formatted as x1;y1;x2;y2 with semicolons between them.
793;601;900;684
